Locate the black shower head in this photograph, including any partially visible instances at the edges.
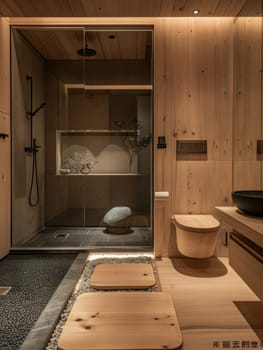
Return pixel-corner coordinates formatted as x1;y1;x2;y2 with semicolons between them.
77;45;96;57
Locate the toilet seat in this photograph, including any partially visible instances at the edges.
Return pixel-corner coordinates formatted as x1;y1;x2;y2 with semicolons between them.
172;215;220;233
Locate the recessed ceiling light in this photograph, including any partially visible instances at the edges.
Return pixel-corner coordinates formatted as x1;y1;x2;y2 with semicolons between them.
192;9;200;15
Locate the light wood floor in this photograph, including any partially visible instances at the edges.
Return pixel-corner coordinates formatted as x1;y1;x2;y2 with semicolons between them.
156;257;263;350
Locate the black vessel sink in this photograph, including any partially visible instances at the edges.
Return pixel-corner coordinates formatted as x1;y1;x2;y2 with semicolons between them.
232;190;263;216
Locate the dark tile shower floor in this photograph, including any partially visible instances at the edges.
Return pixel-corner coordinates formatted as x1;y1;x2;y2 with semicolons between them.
22;227;153;248
0;253;77;350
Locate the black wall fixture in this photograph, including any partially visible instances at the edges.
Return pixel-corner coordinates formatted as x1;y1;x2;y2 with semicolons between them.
257;140;263;154
176;140;207;154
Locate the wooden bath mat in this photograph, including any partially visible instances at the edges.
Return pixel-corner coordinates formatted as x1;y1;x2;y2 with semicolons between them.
90;263;156;289
58;292;183;350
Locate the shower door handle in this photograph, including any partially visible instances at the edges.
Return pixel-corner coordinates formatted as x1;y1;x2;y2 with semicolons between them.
0;133;9;140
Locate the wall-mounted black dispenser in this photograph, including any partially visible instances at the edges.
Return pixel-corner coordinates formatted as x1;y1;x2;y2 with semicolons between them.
157;136;167;148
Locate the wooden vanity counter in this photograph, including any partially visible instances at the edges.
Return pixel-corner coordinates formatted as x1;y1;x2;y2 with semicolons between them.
214;206;263;301
214;206;263;249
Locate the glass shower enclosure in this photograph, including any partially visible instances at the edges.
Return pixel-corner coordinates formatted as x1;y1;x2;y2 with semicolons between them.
11;26;153;249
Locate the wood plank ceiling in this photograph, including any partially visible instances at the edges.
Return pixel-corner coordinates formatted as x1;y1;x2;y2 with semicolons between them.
0;0;262;17
17;29;150;60
6;0;262;61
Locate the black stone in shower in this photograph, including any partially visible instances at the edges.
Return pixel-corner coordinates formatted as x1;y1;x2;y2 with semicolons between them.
0;253;77;350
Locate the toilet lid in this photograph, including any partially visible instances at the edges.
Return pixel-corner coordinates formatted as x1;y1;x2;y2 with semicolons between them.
172;215;220;233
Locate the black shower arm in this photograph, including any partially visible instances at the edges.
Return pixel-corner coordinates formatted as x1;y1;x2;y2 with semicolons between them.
31;102;46;117
25;76;46;152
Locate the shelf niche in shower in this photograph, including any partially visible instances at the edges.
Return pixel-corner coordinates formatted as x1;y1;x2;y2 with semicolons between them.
56;85;152;177
56;129;144;176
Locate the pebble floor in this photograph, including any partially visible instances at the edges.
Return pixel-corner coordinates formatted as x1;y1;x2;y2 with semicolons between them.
46;256;157;350
0;253;77;350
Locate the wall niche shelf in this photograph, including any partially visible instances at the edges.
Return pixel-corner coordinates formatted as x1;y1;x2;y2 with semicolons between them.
57;173;146;176
64;84;152;91
56;129;142;176
59;130;140;136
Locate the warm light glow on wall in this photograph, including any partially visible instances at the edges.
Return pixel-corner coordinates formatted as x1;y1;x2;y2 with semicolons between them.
88;252;154;261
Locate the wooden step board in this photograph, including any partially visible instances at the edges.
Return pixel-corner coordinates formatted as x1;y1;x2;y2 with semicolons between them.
90;263;156;289
58;292;183;350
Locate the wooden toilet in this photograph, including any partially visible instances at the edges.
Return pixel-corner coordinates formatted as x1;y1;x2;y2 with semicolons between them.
172;215;220;258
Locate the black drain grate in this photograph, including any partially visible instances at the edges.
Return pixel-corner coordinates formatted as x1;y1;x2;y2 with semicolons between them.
0;287;11;296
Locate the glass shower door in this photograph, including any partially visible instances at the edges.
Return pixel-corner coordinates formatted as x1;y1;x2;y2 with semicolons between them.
81;28;153;237
45;27;87;227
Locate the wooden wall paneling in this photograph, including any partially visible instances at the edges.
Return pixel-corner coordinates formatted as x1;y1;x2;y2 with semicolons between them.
0;18;10;115
234;18;262;161
0;18;10;258
153;200;165;257
233;17;262;190
153;18;235;255
153;18;234;256
151;17;174;250
168;18;189;216
153;19;174;256
153;19;173;193
210;19;233;162
172;19;233;211
233;161;262;190
175;161;232;214
154;198;177;257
